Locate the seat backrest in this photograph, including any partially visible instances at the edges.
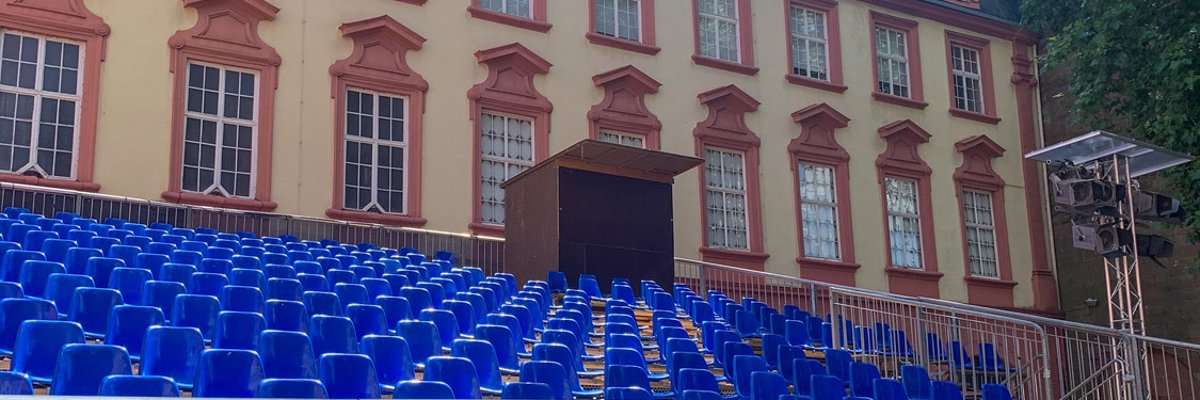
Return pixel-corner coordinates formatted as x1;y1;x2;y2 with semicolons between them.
732;354;768;398
901;365;933;399
69;287;124;335
361;334;415;387
106;305;165;358
49;344;132;395
518;360;571;400
213;311;266;350
172;294;220;340
394;380;456;399
141;325;205;388
500;382;554;400
750;371;790;400
258;329;318;379
395;320;441;366
319;353;380;399
309;315;356;355
981;384;1013;400
99;375;180;397
254;378;327;399
12;320;85;381
451;338;504;390
676;367;720;393
824;349;852;381
193;349;265;398
424;356;482;400
873;378;911;400
932;381;965;400
850;361;882;397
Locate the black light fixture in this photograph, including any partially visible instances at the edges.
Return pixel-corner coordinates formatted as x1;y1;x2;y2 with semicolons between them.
1053;178;1122;211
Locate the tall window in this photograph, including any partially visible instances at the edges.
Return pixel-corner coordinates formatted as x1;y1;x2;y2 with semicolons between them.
789;5;828;80
598;130;645;148
875;26;910;98
951;44;984;114
963;190;999;277
885;176;923;268
797;162;839;260
480;112;533;225
480;0;531;18
0;32;81;179
181;63;257;198
698;0;739;62
343;89;407;214
595;0;640;42
704;147;748;250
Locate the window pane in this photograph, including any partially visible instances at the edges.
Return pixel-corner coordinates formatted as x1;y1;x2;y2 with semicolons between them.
479;112;535;225
704;147;749;250
798;163;838;260
885;176;922;268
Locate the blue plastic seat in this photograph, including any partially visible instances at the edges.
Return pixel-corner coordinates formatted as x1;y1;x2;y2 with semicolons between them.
333;282;369;309
268;278;304;302
106;305;164;360
256;378;327;399
732;354;769;399
108;267;151;305
761;333;785;368
393;381;455;399
99;375;180;397
547;271;567;293
347;304;388;339
11;320;84;383
421;308;461;347
199;258;233;275
475;323;522;373
319;353;380;399
2;250;46;282
874;378;910;400
173;248;204;265
189;272;228;297
810;374;845;400
141;325;205;389
361;277;391;300
145;242;177;256
43;273;92;318
231;268;267;290
675;368;721;396
48;344;132;396
850;361;882;397
40;238;73;263
721;341;753;380
89;236;120;254
902;365;933;400
18;260;63;298
350;265;377;282
69;287;123;337
214;311;266;350
83;256;125;288
293;260;322;275
303;290;342;316
63;246;100;275
108;244;141;269
361;334;414;392
297;273;328;292
141;280;186;320
375;295;411;329
749;371;790;400
172;294;220;340
259;329;318;379
501;382;554;399
451;338;504;394
395;320;441;367
424;356;482;400
532;342;603;396
207;247;234;261
605;365;657;397
194;349;266;398
326;269;354;287
0;281;19;300
518;360;570;400
310;315;356;355
158;262;196;287
932;381;965;400
21;230;57;252
981;384;1013;400
825;349;852;382
791;358;825;396
220;285;265;313
266;264;297;280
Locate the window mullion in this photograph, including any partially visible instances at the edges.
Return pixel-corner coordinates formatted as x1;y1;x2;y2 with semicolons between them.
369;94;382;211
212;68;227;196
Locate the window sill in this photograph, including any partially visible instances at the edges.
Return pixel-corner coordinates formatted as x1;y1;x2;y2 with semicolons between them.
872;92;929;110
949;108;1001;125
161;191;278;212
468;222;506;238
395;0;426;4
797;257;860;272
785;75;848;94
691;55;759;76
585;32;660;55
964;276;1018;289
700;246;769;270
884;267;944;282
325;208;427;228
0;174;100;192
467;6;552;33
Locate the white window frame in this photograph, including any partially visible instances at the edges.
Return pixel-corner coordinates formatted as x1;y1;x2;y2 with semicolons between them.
597;130;646;149
481;0;532;19
704;146;750;251
963;189;1000;278
875;26;911;98
0;30;84;179
789;5;829;81
951;44;985;114
479;111;535;226
343;87;410;215
698;0;740;63
181;61;259;198
797;162;840;261
595;0;643;42
885;176;923;269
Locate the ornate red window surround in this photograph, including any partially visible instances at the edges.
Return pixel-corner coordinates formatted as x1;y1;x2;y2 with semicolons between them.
783;0;846;93
468;0;551;33
325;16;429;228
789;103;858;285
869;11;927;109
694;85;768;270
944;30;999;124
586;0;658;55
953;135;1016;307
162;0;280;212
588;65;662;150
467;43;552;237
875;119;941;297
0;0;109;191
690;0;757;75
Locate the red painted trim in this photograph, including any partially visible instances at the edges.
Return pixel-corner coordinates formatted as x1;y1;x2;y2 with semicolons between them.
1011;40;1058;312
869;11;925;106
0;0;109;190
859;0;1035;42
467;0;551;33
783;0;845;94
693;85;768;270
585;0;659;55
943;0;981;10
325;16;429;228
163;0;281;212
588;65;663;150
690;0;756;75
875;120;940;298
789;103;858;286
944;30;999;124
953;135;1015;308
467;43;553;237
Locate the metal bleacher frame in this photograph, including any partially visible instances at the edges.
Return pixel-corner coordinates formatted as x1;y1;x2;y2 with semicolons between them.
3;181;1198;399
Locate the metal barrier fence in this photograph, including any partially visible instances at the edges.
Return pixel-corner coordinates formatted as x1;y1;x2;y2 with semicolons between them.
0;183;506;274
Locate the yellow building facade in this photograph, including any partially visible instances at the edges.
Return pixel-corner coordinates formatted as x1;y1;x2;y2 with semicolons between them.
0;0;1057;312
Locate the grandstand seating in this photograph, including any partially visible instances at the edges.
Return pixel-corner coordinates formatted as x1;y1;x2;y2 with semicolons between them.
0;207;1018;399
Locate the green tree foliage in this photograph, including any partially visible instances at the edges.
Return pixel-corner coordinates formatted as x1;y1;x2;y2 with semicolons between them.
1023;1;1200;234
